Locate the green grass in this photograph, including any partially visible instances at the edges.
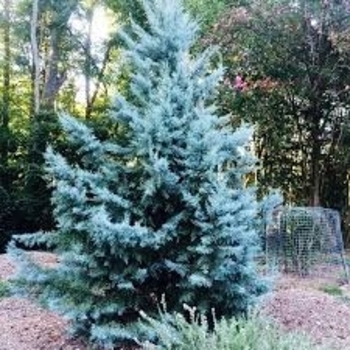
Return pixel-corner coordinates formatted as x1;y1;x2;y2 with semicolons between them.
0;280;10;298
320;284;343;296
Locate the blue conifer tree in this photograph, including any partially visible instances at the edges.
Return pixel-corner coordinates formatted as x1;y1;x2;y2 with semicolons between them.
9;0;277;347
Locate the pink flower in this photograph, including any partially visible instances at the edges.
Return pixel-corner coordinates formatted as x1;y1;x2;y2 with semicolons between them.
234;75;247;91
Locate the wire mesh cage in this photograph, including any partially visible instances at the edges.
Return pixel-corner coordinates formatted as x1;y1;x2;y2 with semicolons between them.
265;206;349;281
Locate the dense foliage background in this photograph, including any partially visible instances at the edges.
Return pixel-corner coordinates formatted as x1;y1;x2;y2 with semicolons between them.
1;0;350;251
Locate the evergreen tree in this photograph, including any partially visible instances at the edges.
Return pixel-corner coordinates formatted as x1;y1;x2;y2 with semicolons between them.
9;0;276;347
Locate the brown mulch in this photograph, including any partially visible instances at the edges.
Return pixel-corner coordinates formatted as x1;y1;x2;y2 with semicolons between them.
0;254;15;281
262;286;350;349
2;253;350;349
0;297;85;350
0;252;58;280
0;253;86;350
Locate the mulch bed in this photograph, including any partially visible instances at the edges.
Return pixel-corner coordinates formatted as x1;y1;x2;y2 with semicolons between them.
2;252;350;349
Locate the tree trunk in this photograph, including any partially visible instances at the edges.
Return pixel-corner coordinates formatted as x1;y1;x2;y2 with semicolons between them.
85;4;94;119
43;26;66;110
31;0;40;115
310;115;321;207
1;0;11;167
310;155;321;206
86;41;113;119
0;0;11;193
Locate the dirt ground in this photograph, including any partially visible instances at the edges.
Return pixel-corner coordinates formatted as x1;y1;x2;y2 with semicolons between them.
2;253;350;349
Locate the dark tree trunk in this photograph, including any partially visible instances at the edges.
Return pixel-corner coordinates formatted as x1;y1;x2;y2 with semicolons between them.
31;0;40;115
1;0;11;168
43;26;66;110
85;5;94;119
309;110;322;207
310;149;321;206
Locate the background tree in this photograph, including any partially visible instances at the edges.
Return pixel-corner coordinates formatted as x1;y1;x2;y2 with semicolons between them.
24;0;80;232
208;0;350;212
0;0;15;247
185;0;248;31
0;0;119;250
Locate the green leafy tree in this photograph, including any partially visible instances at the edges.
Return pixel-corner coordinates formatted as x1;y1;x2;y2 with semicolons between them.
0;0;34;249
0;0;120;250
10;0;275;347
208;0;350;209
25;0;80;228
104;0;146;26
185;0;247;31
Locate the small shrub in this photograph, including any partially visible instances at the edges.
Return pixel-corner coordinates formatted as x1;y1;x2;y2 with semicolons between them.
141;305;326;350
320;284;343;297
0;280;10;298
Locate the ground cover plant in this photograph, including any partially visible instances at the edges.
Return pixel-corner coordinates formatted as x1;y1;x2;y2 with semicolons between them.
141;306;325;350
0;280;10;298
7;0;280;348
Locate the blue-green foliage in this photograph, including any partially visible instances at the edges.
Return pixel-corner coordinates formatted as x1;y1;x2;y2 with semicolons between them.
8;0;275;347
140;304;320;350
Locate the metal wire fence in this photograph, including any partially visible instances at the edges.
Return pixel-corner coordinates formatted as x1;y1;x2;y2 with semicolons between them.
265;207;349;281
